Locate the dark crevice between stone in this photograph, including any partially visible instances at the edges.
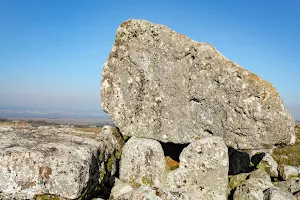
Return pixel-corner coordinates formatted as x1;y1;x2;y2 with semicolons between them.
250;152;265;166
160;142;189;162
228;147;252;175
190;98;200;103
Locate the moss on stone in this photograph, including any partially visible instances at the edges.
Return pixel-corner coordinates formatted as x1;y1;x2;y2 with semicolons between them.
34;194;60;200
106;156;115;172
109;194;115;200
115;150;122;160
122;135;130;142
99;169;105;181
141;176;154;186
228;173;248;189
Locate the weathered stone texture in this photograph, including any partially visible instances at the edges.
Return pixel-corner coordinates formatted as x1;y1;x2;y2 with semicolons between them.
119;137;166;188
101;19;295;149
166;136;229;200
0;125;122;200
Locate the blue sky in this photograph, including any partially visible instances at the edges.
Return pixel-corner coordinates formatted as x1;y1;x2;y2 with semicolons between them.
0;0;299;119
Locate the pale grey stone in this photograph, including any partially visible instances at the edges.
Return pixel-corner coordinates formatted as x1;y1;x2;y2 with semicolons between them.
0;125;122;200
119;137;166;188
257;153;278;177
264;188;296;200
234;178;274;200
0;126;13;132
249;169;271;182
101;19;295;149
273;178;300;194
111;179;193;200
294;191;300;200
279;165;299;180
166;136;228;200
110;178;134;199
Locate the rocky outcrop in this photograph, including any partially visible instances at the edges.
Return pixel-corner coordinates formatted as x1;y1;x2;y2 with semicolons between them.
0;125;124;200
101;19;295;149
111;136;229;200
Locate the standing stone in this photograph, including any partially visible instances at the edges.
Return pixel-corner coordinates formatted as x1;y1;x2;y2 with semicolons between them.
167;136;229;200
119;137;166;188
101;19;295;149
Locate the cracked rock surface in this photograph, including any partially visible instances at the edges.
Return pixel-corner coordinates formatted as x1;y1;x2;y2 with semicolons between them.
0;125;123;200
101;19;295;149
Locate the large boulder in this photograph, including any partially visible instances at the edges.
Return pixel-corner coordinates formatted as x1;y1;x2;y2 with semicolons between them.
167;136;229;200
101;19;295;149
0;125;123;200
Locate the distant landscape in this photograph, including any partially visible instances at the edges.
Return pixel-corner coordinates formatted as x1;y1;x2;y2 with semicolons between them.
0;107;113;126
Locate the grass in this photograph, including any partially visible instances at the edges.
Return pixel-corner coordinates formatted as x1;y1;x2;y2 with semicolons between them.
272;123;300;166
0;119;29;127
75;127;102;133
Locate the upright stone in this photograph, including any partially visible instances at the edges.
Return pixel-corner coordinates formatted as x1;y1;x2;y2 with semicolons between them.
101;19;295;149
166;136;229;200
119;137;166;188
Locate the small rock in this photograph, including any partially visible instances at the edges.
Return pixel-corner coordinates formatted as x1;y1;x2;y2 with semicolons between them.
294;191;300;200
110;179;134;199
264;188;296;200
249;169;271;182
256;153;278;177
279;165;299;180
233;178;274;200
0;126;13;132
119;137;166;188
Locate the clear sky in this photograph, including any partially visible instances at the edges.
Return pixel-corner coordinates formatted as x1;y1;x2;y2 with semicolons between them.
0;0;299;119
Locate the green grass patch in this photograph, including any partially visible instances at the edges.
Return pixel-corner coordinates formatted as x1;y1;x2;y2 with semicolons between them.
272;124;300;166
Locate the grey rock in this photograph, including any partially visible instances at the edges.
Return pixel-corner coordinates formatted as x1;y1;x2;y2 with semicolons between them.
249;169;271;183
279;165;299;180
110;179;134;199
167;136;228;200
119;137;166;188
228;173;249;190
273;178;300;194
294;191;300;200
289;178;300;194
0;125;122;200
264;188;296;200
234;178;274;200
257;153;278;177
111;179;195;200
101;19;295;149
